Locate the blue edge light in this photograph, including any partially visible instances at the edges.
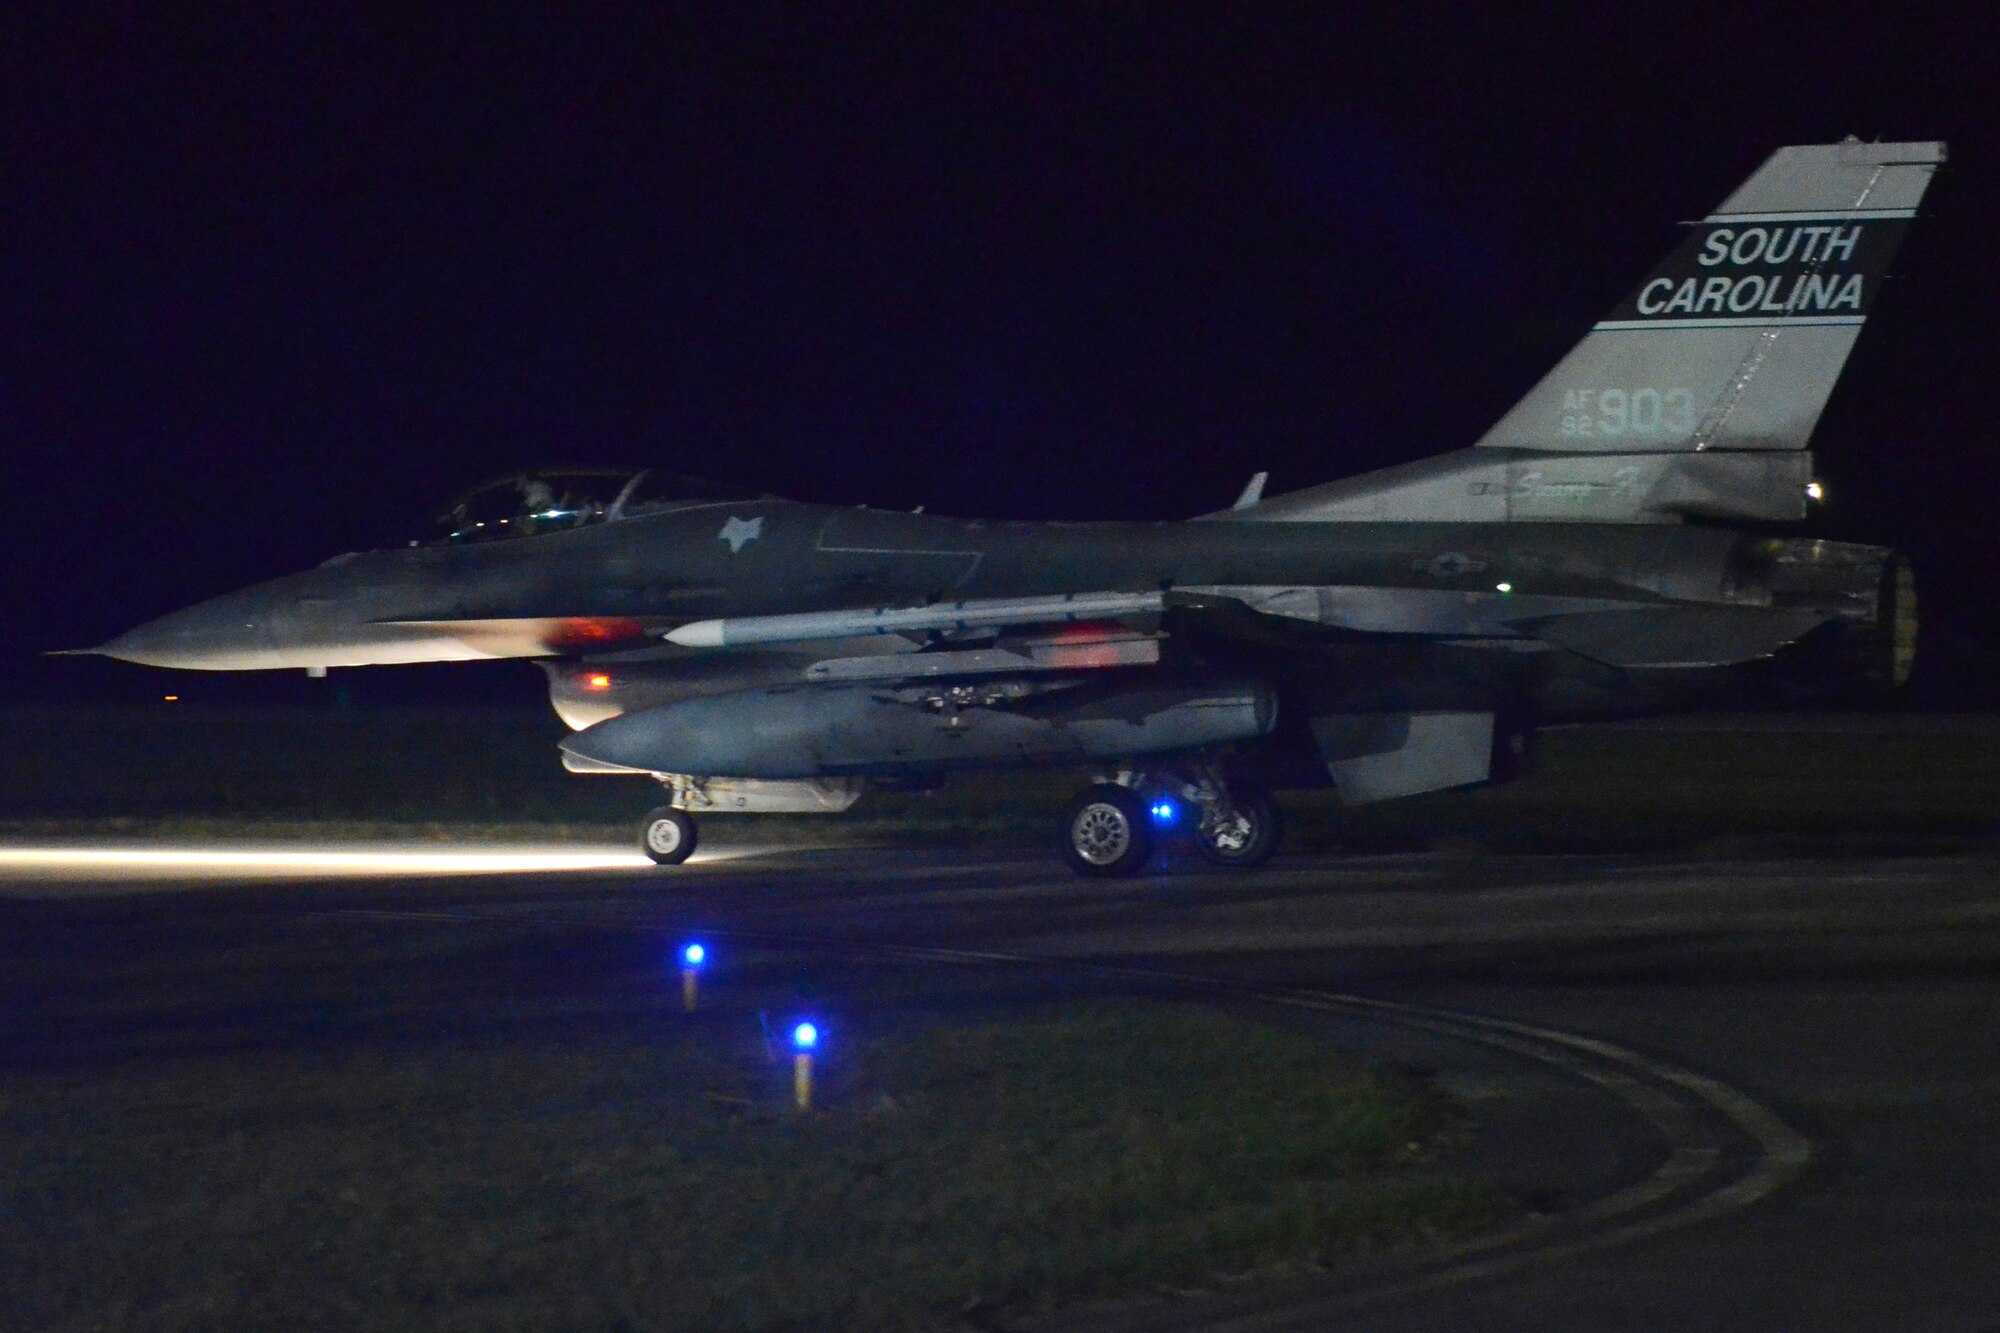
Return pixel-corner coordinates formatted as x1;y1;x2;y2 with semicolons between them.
1149;799;1178;826
681;942;705;968
792;1022;819;1051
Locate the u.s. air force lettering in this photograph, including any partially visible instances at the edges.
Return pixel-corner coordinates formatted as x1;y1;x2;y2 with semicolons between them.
1599;214;1909;328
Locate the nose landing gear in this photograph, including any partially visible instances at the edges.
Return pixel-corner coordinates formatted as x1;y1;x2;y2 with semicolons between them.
639;806;697;865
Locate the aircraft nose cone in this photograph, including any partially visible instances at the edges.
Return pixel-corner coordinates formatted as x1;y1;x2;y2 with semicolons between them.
95;593;283;670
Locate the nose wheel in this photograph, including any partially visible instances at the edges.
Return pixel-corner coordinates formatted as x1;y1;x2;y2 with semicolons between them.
640;806;697;865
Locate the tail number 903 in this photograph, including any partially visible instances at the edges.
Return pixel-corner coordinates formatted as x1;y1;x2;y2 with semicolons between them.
1560;387;1695;438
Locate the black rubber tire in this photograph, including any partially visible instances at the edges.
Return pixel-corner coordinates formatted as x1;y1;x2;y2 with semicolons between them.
1059;783;1155;878
639;806;697;865
1194;784;1283;869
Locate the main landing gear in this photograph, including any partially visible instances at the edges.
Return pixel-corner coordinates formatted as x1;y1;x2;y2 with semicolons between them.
1060;783;1155;877
1058;763;1283;877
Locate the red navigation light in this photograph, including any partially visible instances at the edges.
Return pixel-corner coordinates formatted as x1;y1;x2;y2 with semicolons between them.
584;673;613;691
555;616;646;646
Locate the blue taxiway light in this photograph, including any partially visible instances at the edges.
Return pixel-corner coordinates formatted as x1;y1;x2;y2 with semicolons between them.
681;942;706;968
792;1022;819;1051
1149;800;1179;825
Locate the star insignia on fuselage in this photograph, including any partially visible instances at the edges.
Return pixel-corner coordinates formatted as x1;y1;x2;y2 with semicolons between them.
718;515;765;554
1415;551;1488;578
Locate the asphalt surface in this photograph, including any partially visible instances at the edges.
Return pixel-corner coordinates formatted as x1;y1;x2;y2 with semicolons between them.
5;841;1999;1330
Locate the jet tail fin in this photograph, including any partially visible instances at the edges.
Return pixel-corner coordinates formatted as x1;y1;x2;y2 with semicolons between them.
1230;140;1944;526
1476;139;1945;458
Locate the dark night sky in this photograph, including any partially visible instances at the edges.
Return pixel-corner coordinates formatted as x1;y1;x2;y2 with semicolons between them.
5;5;1997;703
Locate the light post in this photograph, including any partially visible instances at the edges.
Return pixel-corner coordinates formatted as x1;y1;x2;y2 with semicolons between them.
791;1021;819;1112
679;942;706;1013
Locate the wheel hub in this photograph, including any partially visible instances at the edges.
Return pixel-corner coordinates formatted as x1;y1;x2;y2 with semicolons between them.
1204;810;1254;854
645;819;684;856
1070;803;1133;866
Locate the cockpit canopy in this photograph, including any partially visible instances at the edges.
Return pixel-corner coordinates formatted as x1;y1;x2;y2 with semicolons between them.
428;469;764;544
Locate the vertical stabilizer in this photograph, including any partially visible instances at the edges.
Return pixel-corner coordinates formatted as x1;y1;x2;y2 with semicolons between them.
1229;140;1943;526
1475;140;1944;455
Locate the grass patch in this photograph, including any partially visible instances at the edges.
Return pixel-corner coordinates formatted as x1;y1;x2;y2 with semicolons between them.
1;1005;1499;1331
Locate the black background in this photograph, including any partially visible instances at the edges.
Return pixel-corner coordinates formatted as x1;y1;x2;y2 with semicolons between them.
5;5;1995;704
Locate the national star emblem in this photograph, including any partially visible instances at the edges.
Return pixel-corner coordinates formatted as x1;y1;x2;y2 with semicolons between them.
718;515;765;554
1414;551;1488;578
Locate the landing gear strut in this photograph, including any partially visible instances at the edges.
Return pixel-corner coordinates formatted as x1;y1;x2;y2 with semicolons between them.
639;806;697;865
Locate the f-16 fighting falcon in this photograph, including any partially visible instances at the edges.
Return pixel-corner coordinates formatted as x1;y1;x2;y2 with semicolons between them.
77;140;1940;874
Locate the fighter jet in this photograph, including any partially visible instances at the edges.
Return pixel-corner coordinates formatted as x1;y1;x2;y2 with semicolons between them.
80;140;1940;874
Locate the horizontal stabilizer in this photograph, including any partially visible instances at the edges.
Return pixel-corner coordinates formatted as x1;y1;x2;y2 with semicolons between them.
1311;712;1495;803
1517;606;1831;668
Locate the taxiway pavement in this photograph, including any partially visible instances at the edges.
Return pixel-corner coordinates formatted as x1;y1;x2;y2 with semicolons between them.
5;843;1997;1330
